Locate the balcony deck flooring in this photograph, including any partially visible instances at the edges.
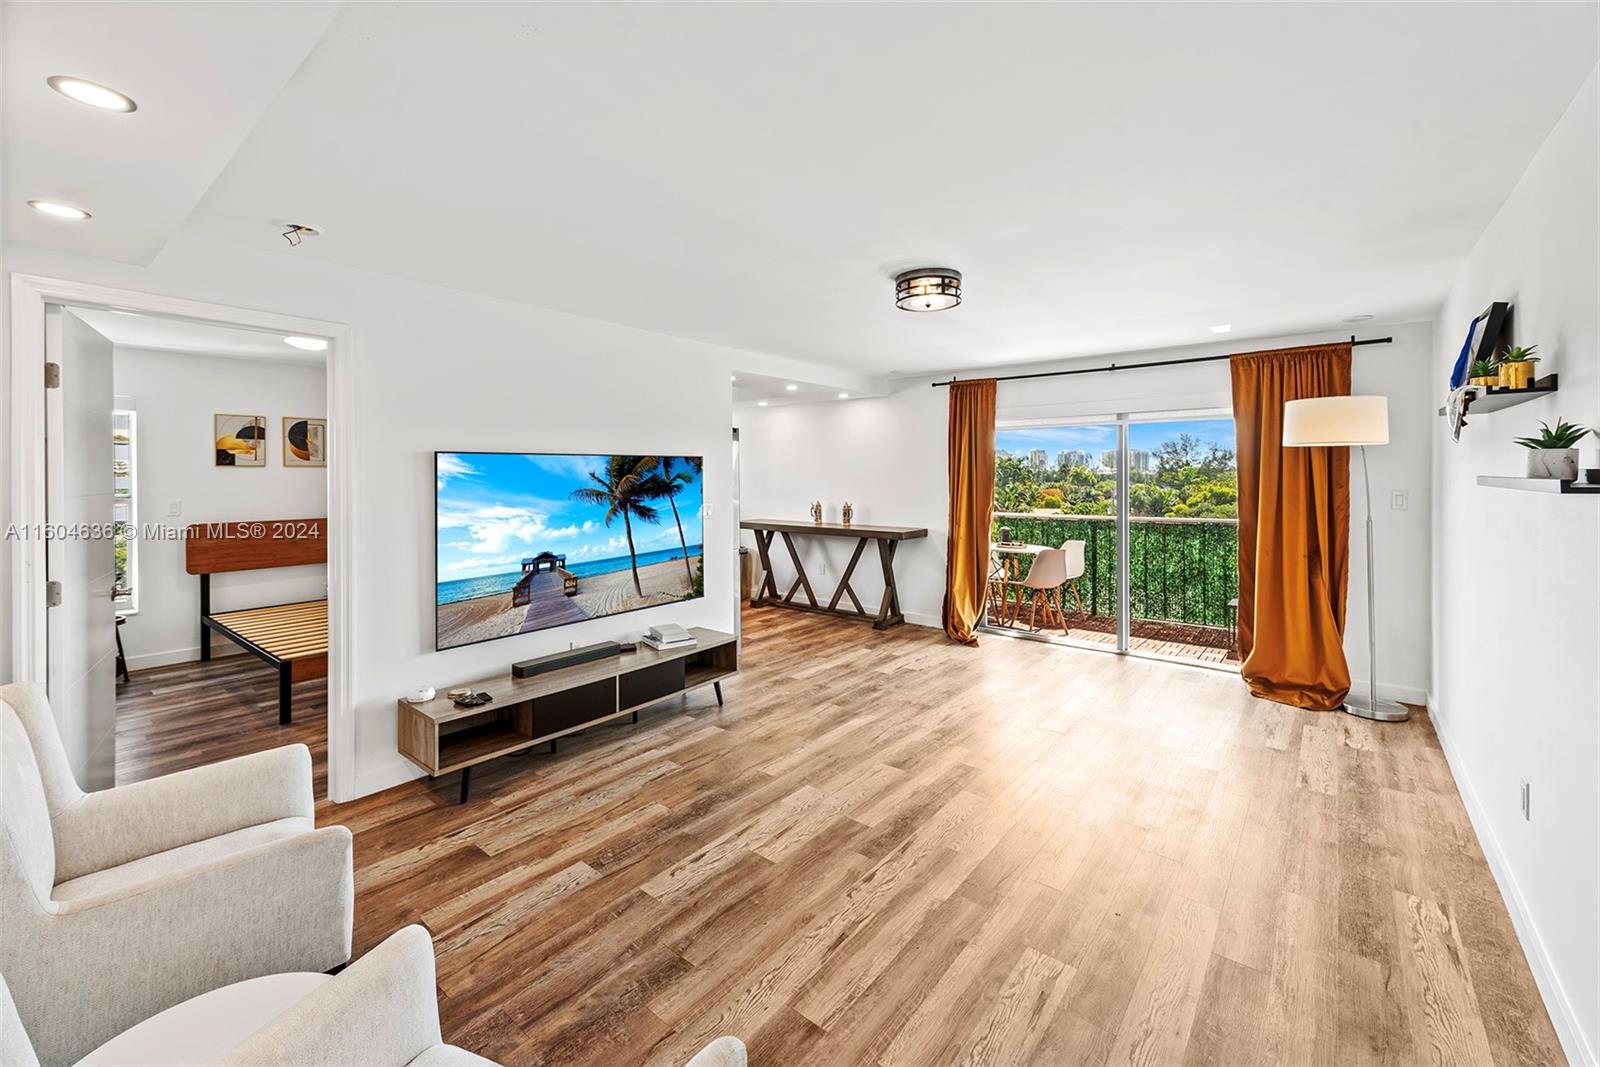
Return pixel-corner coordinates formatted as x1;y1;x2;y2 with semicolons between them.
986;606;1240;665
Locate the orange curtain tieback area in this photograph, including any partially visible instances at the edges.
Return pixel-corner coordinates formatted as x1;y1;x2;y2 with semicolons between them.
1231;344;1352;711
942;378;997;646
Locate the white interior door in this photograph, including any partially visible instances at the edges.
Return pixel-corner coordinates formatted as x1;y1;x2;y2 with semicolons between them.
44;306;118;790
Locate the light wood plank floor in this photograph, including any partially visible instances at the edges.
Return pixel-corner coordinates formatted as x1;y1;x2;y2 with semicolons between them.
116;608;1563;1066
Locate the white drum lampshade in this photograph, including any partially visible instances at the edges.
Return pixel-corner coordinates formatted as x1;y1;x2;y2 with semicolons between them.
1282;395;1389;447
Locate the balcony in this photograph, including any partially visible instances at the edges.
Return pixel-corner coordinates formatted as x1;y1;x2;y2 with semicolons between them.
987;512;1240;664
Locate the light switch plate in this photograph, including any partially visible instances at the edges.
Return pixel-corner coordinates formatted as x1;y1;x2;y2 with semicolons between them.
1390;491;1408;511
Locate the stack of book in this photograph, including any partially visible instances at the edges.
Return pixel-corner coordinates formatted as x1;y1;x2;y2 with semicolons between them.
641;624;696;651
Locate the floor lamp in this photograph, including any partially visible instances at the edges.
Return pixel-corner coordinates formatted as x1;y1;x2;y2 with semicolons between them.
1281;395;1408;723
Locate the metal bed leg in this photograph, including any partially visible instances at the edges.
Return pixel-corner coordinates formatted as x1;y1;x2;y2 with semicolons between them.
714;680;723;706
199;574;212;662
459;766;471;804
278;663;293;725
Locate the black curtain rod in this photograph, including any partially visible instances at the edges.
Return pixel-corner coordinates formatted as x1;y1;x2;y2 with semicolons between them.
929;335;1394;388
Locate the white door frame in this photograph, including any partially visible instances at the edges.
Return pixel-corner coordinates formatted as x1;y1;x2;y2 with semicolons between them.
8;274;358;801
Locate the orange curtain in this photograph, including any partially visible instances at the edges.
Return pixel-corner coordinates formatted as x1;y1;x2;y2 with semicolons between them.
942;379;997;645
1231;345;1352;710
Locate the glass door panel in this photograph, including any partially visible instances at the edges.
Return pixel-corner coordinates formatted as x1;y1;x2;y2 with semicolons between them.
989;413;1237;667
990;422;1121;651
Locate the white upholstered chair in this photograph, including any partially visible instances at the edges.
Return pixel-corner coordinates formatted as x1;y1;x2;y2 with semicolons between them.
1014;542;1087;633
1;926;486;1067
0;682;353;1066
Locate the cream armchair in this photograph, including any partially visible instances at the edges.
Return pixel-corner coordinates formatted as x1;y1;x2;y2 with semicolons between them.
3;927;747;1067
0;682;353;1067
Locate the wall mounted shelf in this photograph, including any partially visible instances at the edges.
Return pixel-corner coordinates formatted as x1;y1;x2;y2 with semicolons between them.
1477;476;1600;495
1437;374;1558;417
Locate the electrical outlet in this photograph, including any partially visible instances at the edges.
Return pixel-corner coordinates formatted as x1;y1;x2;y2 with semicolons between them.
1390;491;1408;511
1520;779;1531;821
167;500;182;516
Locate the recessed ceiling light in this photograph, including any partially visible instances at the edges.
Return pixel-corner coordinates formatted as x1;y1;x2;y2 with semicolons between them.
785;384;798;391
838;392;850;399
757;400;769;407
284;336;329;352
47;75;137;113
730;375;737;382
1342;314;1375;323
28;199;90;220
1209;323;1232;334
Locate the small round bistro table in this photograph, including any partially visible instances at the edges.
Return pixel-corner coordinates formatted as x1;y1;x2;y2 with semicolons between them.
989;542;1049;626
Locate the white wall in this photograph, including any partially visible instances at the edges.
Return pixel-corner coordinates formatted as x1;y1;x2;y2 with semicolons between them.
2;234;844;800
112;347;327;669
1430;67;1598;1066
736;321;1436;700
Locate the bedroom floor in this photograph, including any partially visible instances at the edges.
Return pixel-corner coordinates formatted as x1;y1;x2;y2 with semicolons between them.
119;609;1564;1066
116;654;327;795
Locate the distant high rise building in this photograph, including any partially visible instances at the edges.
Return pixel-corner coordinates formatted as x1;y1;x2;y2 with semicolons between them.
1100;449;1118;470
1066;450;1094;470
1131;449;1153;473
1028;449;1048;472
1055;450;1069;470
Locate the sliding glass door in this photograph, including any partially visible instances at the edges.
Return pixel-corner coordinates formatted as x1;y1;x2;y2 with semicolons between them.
989;411;1238;666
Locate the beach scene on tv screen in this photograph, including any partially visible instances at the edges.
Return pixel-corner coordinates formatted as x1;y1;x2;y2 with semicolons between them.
436;453;704;649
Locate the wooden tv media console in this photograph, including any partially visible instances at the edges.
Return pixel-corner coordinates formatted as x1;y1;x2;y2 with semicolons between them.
397;627;736;801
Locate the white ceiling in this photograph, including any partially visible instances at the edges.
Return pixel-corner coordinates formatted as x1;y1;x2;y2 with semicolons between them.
7;3;1597;374
732;370;854;408
67;307;327;364
2;1;340;263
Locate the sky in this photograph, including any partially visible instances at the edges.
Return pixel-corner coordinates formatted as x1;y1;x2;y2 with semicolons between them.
997;418;1235;461
436;453;704;582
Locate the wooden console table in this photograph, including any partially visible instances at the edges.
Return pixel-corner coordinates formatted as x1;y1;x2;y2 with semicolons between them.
740;518;927;629
397;627;736;801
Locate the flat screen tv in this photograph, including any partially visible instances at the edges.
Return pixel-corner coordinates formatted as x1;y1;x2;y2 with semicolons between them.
435;452;704;651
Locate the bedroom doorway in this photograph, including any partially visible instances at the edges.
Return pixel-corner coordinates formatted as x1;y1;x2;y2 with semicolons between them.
11;276;353;800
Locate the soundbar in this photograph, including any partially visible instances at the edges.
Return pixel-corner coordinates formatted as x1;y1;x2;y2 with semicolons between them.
512;640;624;679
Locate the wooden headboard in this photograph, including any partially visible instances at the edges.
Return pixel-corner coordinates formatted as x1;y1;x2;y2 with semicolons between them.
184;519;328;574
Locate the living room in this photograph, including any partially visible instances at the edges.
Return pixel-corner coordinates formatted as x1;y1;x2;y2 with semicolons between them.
2;3;1596;1066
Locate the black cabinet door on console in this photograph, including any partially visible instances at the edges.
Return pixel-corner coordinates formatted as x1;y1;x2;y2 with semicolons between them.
532;679;615;737
619;660;687;711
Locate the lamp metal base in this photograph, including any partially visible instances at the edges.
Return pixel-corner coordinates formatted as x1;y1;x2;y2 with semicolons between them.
1342;696;1410;723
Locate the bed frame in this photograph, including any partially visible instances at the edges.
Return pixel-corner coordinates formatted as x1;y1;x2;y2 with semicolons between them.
185;519;328;725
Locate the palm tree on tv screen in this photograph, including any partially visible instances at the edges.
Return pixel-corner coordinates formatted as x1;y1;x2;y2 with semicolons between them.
656;457;698;584
570;455;663;597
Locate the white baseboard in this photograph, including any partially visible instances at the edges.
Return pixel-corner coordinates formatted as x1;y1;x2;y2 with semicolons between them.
126;645;245;671
1428;695;1594;1067
344;756;425;804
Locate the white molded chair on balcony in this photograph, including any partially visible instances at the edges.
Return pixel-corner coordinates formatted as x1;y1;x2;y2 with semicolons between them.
0;682;353;1066
1012;541;1087;632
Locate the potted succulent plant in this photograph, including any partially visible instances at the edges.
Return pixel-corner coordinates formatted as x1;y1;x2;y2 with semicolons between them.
1496;343;1539;389
1514;418;1590;480
1468;358;1499;388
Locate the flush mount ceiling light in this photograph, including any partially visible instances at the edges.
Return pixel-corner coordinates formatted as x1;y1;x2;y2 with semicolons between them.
785;384;798;391
757;400;769;407
28;199;91;220
1210;323;1232;334
838;392;850;399
284;336;329;352
1343;314;1375;323
894;267;962;312
47;75;137;112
